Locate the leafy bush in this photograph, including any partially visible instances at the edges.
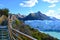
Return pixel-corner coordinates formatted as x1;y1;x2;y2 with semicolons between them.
0;8;9;17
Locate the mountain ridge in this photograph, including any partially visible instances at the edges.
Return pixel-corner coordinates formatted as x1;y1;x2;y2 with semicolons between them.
16;11;59;21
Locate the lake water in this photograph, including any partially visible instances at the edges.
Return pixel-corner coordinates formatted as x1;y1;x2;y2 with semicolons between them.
40;31;60;39
25;20;60;39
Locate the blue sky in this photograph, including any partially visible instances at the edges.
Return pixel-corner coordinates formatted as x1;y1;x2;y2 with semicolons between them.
0;0;60;19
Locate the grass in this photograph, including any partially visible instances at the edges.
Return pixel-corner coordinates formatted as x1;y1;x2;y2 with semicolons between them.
0;15;7;25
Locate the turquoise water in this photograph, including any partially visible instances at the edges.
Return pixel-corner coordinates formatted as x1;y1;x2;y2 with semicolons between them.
40;31;60;39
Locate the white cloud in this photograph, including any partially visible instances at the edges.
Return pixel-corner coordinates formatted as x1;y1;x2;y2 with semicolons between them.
43;0;60;3
45;10;55;16
45;10;60;19
43;0;60;8
48;4;56;8
58;8;60;10
20;0;38;7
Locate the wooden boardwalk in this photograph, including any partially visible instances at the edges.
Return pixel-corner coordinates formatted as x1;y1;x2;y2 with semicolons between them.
8;15;37;40
0;26;10;40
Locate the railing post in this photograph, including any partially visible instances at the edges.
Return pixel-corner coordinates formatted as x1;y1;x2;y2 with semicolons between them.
8;16;13;40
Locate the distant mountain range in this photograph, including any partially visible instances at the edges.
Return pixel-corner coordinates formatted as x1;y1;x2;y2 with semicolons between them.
16;11;59;21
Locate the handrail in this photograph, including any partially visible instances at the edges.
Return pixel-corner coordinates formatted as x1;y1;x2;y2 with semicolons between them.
11;28;37;40
12;32;23;40
8;15;37;40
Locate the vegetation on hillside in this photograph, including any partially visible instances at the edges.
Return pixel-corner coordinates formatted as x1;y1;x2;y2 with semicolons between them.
0;15;7;25
12;19;59;40
0;8;9;17
0;8;9;25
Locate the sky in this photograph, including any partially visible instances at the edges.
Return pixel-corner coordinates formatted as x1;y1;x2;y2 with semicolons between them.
0;0;60;19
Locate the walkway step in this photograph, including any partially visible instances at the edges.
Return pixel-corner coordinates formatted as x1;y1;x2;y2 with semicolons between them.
0;26;10;40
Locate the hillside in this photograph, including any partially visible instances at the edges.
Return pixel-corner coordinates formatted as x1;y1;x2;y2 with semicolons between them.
12;18;58;40
0;8;9;25
0;15;7;25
